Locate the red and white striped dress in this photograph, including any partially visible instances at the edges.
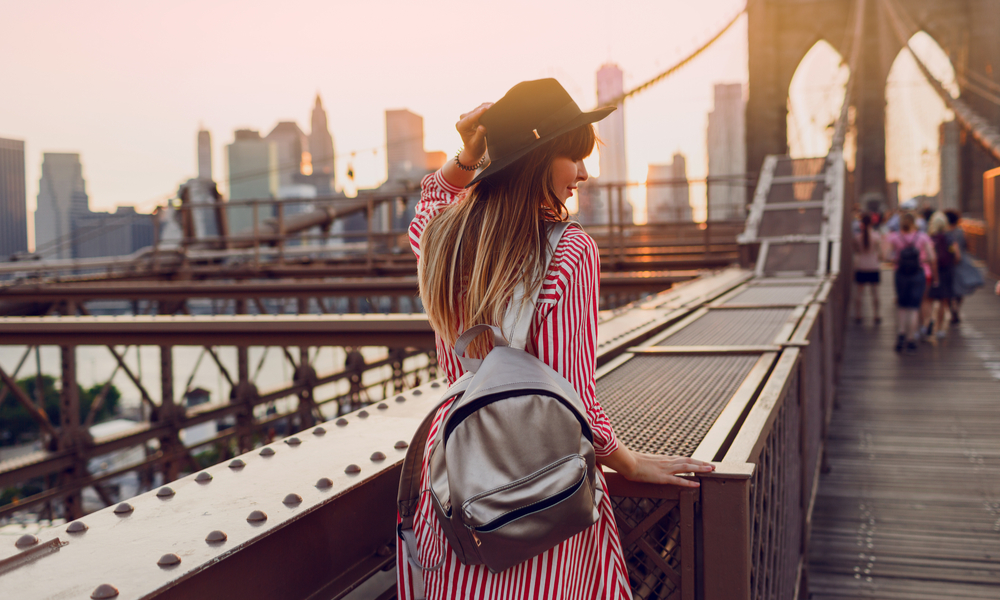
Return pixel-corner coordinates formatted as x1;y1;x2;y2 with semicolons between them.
397;170;631;600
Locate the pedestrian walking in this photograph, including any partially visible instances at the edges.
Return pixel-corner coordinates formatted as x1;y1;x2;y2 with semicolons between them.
852;212;882;324
927;211;957;339
398;79;714;600
885;213;937;353
945;210;985;321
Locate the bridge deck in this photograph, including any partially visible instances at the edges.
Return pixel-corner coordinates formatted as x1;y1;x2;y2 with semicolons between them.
809;273;1000;598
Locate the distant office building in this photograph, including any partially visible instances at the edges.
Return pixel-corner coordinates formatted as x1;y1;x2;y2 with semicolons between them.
597;64;627;184
939;119;959;210
0;138;27;260
647;154;692;223
588;64;634;225
386;109;429;184
707;83;746;221
72;206;153;259
198;128;213;180
35;153;90;260
309;95;336;196
266;121;317;213
227;129;277;233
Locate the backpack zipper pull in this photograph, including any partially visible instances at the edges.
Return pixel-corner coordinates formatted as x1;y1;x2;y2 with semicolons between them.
471;530;482;547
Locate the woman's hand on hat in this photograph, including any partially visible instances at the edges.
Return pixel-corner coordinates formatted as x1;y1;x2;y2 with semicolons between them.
456;102;492;165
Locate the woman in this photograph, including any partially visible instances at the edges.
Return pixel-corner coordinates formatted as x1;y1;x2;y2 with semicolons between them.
927;211;957;338
399;79;715;599
946;209;984;321
852;212;882;324
884;212;937;353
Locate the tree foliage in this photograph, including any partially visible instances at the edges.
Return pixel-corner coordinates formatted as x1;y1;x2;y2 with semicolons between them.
0;375;120;446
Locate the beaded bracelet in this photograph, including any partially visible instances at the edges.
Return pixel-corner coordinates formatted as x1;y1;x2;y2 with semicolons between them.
454;149;487;171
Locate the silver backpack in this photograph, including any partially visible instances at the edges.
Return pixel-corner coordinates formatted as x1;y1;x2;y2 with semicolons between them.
397;222;600;588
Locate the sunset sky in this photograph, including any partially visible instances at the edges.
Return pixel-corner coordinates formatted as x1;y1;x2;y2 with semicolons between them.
2;1;953;249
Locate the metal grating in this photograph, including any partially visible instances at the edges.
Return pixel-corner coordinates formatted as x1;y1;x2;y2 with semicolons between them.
612;496;683;599
758;208;824;237
599;354;759;455
724;285;816;306
662;308;794;346
764;242;820;274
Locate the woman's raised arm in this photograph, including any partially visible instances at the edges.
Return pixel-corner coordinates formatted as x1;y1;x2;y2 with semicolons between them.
441;102;492;189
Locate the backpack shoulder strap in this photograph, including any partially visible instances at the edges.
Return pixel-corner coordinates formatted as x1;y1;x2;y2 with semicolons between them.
503;221;578;350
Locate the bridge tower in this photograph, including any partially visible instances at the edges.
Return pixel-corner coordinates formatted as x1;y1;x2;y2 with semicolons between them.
747;0;1000;215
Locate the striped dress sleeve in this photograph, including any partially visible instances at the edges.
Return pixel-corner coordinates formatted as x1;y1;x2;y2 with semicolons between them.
409;170;465;260
533;227;620;457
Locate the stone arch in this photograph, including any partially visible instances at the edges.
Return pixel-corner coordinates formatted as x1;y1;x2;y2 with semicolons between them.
786;39;850;159
884;30;958;208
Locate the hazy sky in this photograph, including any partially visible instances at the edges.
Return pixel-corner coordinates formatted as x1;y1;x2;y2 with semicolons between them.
2;1;952;249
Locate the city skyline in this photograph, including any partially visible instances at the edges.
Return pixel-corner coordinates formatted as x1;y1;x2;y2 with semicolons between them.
2;1;955;250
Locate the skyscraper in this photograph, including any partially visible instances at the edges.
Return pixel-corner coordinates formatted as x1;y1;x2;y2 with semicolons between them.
596;64;627;185
267;121;310;191
309;94;335;196
35;153;90;259
707;83;746;221
386;109;427;183
0;137;27;260
647;154;692;223
227;129;277;233
198;128;213;181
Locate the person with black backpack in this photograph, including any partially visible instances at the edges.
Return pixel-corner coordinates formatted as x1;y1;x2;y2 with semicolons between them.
885;212;938;352
397;80;715;600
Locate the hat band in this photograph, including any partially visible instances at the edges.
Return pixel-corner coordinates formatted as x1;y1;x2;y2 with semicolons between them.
522;101;582;145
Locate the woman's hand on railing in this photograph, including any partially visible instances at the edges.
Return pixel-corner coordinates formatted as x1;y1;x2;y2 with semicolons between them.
600;445;715;488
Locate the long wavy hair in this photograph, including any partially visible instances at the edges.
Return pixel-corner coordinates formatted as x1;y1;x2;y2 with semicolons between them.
418;124;597;358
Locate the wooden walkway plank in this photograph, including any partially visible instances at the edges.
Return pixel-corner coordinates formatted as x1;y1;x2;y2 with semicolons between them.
807;273;1000;598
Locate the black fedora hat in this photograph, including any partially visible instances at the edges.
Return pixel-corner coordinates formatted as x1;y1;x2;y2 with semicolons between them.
467;78;616;187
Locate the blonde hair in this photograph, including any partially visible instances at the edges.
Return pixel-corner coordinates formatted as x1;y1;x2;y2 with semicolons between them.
927;210;949;236
418;124;597;358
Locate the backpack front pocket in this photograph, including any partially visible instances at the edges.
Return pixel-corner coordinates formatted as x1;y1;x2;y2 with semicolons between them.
461;454;597;573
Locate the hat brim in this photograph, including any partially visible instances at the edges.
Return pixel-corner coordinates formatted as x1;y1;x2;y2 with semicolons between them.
466;106;616;188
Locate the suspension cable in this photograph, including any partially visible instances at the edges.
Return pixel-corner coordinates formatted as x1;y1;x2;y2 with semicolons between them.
881;0;1000;163
601;6;747;108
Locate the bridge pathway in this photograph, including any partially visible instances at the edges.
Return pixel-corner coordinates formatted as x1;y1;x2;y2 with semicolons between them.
808;273;1000;598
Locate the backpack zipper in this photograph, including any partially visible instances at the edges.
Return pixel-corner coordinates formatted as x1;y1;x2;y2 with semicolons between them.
471;469;588;534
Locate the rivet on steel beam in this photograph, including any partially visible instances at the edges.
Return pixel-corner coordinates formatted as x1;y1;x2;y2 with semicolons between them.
377;402;388;410
247;510;267;523
15;534;39;549
260;447;276;456
67;521;88;534
206;530;228;543
394;440;409;450
284;437;302;446
156;486;175;498
157;553;181;567
395;395;406;403
195;471;213;483
336;418;348;427
312;426;326;436
413;390;423;396
316;477;333;489
345;464;361;474
283;493;303;506
114;502;134;516
358;410;369;418
371;452;386;462
229;458;246;469
431;381;441;388
91;584;119;599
